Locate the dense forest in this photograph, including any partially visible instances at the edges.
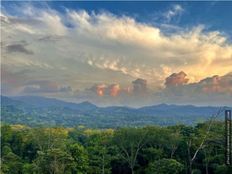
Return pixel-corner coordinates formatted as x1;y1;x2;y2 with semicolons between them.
1;121;232;174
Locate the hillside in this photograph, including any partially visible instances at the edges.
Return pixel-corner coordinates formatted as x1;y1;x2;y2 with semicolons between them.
1;96;229;128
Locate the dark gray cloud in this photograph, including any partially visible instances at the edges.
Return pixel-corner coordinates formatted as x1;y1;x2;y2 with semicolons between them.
132;78;147;94
6;43;33;55
60;86;72;92
38;35;63;42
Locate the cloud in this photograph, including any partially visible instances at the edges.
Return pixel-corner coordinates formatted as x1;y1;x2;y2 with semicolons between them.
86;78;149;98
165;71;189;87
2;6;232;82
60;86;72;92
164;71;232;94
160;72;232;106
6;43;34;54
22;80;72;94
1;68;30;95
60;72;232;107
88;83;122;97
38;35;63;42
1;4;232;106
1;69;72;96
75;78;153;106
163;4;184;22
108;84;121;97
90;84;106;96
199;73;232;94
132;78;148;94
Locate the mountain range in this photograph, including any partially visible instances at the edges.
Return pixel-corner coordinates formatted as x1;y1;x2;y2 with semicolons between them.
1;96;230;128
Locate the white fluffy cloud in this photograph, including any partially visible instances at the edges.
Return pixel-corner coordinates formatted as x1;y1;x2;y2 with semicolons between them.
1;4;232;106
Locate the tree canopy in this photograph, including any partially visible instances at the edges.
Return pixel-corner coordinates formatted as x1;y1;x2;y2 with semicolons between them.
1;121;232;174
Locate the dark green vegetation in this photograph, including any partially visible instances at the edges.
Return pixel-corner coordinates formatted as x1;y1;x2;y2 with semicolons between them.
1;96;230;127
1;122;232;174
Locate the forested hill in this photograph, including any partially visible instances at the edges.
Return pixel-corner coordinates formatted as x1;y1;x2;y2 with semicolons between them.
1;96;230;128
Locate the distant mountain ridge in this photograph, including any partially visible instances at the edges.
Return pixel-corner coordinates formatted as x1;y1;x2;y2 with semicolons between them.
11;96;97;111
1;95;230;128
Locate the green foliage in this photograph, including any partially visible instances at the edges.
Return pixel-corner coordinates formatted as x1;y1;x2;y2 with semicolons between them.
68;143;89;173
1;152;23;174
86;130;114;174
22;163;34;174
33;148;75;174
113;128;149;173
145;158;184;174
192;169;202;174
0;121;230;174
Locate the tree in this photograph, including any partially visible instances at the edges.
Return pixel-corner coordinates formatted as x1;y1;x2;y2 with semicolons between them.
22;163;35;174
198;121;226;174
68;143;89;173
31;127;68;151
86;130;114;174
167;126;182;158
1;151;23;174
114;128;148;174
142;147;164;162
1;125;13;146
181;108;224;174
1;120;228;174
145;158;184;174
33;148;75;174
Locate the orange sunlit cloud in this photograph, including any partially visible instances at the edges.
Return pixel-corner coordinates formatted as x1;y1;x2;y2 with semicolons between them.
109;84;121;97
96;84;106;96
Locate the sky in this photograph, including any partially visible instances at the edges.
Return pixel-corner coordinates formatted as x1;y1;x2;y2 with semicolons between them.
1;1;232;107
